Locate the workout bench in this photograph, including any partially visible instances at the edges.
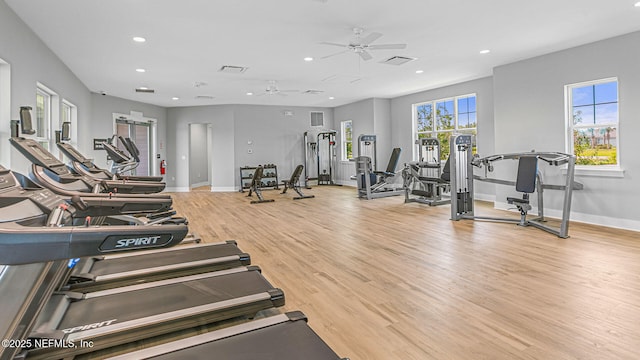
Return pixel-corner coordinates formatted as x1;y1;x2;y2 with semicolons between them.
281;165;314;200
247;166;274;204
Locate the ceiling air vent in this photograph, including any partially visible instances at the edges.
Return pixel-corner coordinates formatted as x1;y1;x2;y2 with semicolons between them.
135;88;155;93
310;111;324;127
380;56;416;66
302;89;324;95
218;65;248;74
195;95;214;100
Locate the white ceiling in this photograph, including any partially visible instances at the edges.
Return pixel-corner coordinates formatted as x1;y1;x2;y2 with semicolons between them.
6;0;640;108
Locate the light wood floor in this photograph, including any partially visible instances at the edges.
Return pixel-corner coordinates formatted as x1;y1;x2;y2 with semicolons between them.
170;186;640;360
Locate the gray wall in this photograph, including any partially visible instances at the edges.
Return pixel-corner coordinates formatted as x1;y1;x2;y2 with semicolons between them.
333;98;375;184
390;77;495;198
0;0;91;175
166;104;333;191
493;31;640;229
166;105;235;191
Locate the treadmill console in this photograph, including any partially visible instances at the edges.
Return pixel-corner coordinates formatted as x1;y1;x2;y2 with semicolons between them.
10;137;73;176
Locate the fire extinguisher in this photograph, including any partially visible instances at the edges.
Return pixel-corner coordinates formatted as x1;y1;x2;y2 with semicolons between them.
160;160;166;175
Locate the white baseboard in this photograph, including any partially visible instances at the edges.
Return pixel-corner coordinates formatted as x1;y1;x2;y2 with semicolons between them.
164;187;190;192
190;181;209;188
494;201;640;232
211;187;237;192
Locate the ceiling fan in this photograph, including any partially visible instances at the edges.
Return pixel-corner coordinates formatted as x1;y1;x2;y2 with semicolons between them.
256;80;298;96
320;27;407;61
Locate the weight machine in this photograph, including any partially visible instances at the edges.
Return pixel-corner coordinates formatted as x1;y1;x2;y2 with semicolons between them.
303;130;339;187
449;134;583;238
353;134;404;200
402;137;451;206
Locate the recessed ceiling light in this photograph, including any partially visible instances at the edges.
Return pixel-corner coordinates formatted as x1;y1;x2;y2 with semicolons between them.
172;97;179;100
329;97;335;100
246;92;253;96
304;57;314;62
635;1;640;7
136;68;146;73
415;70;424;74
480;49;491;54
132;36;146;43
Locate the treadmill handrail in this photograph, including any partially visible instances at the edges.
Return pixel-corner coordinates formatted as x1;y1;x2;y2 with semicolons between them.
0;222;188;265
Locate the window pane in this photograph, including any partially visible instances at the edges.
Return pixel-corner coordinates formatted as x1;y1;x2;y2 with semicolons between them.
594;81;617;104
467;96;476;112
417;132;433;139
573;127;617;165
457;98;468;113
345;122;352;142
436;131;453;160
417;104;433;132
458;113;469;128
467;112;477;128
36;93;46;138
436;100;454;131
572;86;593;107
573;105;594;125
594;103;617;124
346;141;352;160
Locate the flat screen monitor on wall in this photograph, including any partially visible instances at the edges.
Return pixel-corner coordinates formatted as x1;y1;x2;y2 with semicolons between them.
61;122;71;141
19;106;36;135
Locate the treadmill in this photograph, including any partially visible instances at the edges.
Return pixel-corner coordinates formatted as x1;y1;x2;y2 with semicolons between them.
0;190;188;360
0;165;249;293
26;265;284;360
57;140;163;182
107;312;348;360
0;172;284;360
11;136;165;195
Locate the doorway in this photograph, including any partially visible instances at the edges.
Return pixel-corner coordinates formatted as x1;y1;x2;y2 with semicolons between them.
189;123;212;190
113;113;157;176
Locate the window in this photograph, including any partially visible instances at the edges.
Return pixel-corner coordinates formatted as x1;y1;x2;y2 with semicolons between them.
341;120;353;161
413;94;476;160
35;83;58;151
566;78;618;166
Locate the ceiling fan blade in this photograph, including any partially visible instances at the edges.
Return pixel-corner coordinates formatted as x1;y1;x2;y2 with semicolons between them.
321;49;350;59
368;43;407;50
277;92;288;96
319;41;347;48
360;32;383;45
280;89;299;93
359;50;373;61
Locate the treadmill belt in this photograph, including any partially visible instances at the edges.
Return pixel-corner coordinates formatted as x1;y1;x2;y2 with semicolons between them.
87;244;243;275
148;317;342;360
58;271;271;330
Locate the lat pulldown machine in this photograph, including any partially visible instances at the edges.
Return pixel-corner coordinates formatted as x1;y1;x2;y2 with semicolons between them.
449;134;583;238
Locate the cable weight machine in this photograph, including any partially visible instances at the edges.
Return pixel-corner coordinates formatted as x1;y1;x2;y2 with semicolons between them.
303;130;339;187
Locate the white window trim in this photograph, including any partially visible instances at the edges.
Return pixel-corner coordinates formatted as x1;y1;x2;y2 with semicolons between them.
36;82;59;151
564;77;621;175
340;120;353;162
412;93;477;160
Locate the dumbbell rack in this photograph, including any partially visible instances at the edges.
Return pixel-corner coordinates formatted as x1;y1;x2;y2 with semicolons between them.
239;164;279;192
